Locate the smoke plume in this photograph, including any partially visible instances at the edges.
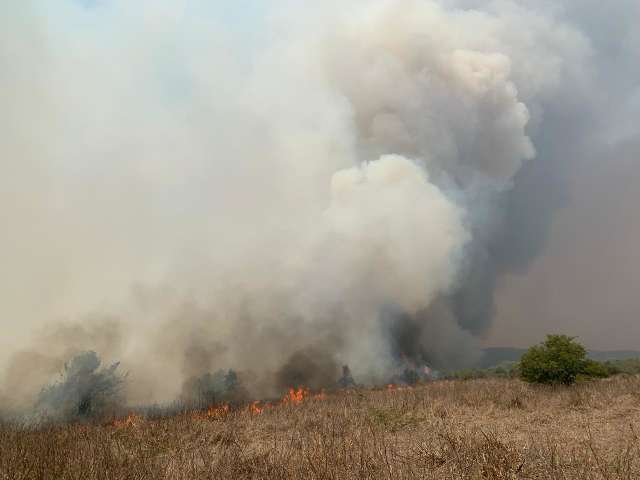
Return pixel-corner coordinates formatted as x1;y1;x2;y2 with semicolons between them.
0;0;636;410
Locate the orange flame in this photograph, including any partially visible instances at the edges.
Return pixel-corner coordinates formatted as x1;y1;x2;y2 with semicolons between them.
205;403;230;419
192;403;230;421
191;387;327;421
249;400;264;414
247;387;325;414
386;384;397;390
281;387;310;406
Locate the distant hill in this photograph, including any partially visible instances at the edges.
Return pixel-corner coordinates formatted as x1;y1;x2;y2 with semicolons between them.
478;347;640;369
588;350;640;362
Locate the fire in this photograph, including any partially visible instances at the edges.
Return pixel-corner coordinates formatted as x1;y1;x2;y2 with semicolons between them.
110;388;328;427
204;403;230;419
192;403;230;421
192;386;326;420
281;387;310;406
111;413;143;428
249;400;264;414
246;387;324;415
387;384;397;390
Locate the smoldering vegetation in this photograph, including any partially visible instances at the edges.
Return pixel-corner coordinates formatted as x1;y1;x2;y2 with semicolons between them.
2;345;434;425
1;0;639;415
0;349;361;424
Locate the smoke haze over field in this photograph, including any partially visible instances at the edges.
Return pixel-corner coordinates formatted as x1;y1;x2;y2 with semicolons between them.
1;0;638;409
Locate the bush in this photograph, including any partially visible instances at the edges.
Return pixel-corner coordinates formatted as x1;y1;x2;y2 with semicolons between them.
446;362;519;381
35;351;126;422
581;359;610;379
519;335;609;385
181;369;246;408
602;358;640;376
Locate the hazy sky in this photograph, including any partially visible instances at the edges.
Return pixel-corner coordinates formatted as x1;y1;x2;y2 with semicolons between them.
489;136;640;349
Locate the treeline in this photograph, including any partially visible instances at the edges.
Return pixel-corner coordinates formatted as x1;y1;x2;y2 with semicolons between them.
447;335;640;384
446;359;640;381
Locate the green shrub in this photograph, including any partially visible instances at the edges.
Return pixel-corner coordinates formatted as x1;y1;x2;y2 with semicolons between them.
446;362;519;381
519;335;609;385
603;358;640;376
582;359;610;378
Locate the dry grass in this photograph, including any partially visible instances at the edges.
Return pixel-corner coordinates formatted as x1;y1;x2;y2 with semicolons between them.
3;376;640;479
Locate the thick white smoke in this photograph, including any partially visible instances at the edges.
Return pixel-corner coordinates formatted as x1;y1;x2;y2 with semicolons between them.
0;0;616;408
324;156;465;313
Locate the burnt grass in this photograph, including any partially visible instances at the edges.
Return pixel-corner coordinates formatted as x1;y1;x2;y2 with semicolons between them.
3;376;640;479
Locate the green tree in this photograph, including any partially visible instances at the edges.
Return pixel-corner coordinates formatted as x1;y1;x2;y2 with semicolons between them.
519;335;598;385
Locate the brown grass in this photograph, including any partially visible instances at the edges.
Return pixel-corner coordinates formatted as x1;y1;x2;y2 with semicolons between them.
3;376;640;479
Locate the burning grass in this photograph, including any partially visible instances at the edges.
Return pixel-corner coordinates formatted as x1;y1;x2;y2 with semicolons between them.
3;376;640;479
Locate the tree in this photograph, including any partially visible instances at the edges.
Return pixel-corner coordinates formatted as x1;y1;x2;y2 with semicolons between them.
519;335;603;385
337;365;356;388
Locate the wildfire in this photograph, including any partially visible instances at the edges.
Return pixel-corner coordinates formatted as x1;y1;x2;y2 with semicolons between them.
110;387;329;427
249;400;265;414
245;387;325;415
192;386;327;420
191;403;230;421
206;403;230;419
111;413;143;428
281;387;310;406
387;384;397;390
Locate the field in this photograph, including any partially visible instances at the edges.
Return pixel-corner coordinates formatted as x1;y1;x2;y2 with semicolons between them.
3;376;640;479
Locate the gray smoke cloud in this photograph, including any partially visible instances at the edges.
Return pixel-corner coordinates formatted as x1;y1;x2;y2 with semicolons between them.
0;0;636;409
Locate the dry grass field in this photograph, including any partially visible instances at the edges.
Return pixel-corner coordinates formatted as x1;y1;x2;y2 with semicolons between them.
3;376;640;479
